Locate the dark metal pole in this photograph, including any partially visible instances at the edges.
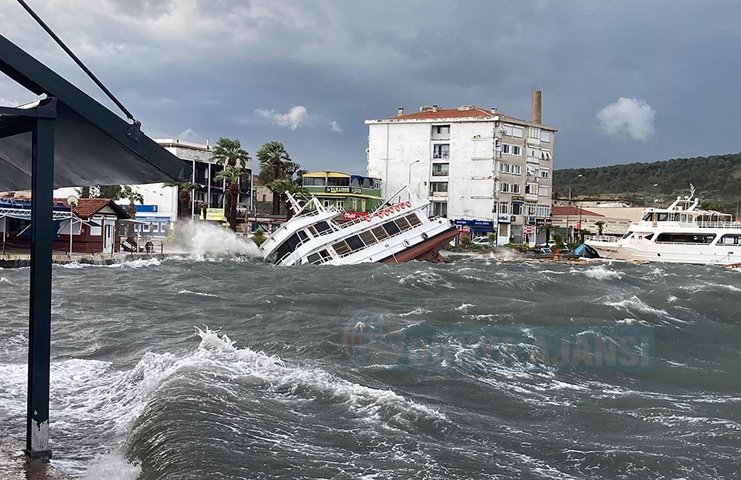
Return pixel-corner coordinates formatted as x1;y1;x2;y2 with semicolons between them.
26;98;56;462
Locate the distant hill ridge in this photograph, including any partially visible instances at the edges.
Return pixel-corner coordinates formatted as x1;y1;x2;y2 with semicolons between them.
554;153;741;212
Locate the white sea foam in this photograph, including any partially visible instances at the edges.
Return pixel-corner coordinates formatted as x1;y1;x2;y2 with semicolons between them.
577;265;623;281
82;452;141;480
169;222;261;259
455;303;475;312
177;289;219;298
0;276;13;284
398;270;454;289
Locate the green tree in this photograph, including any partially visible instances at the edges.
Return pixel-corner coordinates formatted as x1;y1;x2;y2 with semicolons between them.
165;181;196;219
120;185;144;219
542;223;553;246
212;138;251;229
212;137;251;169
594;220;605;236
256;141;300;215
214;166;249;231
270;177;307;220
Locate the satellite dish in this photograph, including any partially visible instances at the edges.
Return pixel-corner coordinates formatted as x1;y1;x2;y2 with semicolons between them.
67;195;79;207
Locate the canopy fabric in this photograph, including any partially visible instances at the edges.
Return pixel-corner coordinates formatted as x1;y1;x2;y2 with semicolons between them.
0;34;190;190
303;171;350;178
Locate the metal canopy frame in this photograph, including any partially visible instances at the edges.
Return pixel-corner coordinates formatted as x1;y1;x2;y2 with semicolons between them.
0;33;191;463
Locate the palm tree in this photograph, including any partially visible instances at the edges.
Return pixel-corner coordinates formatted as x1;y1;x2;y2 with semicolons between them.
164;181;196;219
270;177;307;220
120;185;144;219
256;141;299;215
214;166;249;231
212;137;251;169
542;223;553;246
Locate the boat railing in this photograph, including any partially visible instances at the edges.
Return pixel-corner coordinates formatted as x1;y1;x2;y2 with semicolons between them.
585;234;620;243
693;220;741;229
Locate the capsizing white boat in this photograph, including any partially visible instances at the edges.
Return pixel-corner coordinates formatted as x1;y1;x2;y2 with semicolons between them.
260;186;459;266
584;185;741;265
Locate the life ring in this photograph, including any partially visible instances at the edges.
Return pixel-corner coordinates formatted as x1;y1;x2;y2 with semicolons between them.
395;204;402;212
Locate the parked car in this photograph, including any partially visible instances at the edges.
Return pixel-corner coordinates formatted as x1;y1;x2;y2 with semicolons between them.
471;236;495;247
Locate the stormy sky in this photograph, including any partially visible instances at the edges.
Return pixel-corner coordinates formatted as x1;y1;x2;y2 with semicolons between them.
1;0;740;174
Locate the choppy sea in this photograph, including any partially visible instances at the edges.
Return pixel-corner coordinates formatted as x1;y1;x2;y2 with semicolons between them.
1;226;740;479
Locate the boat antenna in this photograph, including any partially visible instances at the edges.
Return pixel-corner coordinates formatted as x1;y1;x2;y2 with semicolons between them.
15;0;140;128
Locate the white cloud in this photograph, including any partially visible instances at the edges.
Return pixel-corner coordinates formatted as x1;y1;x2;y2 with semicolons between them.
597;97;656;141
254;105;309;130
330;120;342;133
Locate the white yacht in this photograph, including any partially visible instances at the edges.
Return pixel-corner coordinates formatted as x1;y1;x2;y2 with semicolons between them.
584;186;741;266
260;186;459;266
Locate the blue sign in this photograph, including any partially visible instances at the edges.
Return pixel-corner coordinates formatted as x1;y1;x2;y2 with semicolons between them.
453;219;494;229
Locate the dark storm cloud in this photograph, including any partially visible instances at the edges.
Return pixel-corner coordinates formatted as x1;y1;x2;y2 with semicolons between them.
2;0;741;173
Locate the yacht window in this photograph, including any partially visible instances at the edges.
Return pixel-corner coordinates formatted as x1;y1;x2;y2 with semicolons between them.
720;234;741;245
359;230;377;246
298;230;309;243
345;235;365;251
406;213;422;227
275;233;301;262
383;221;401;236
642;213;652;221
307;225;318;236
372;226;389;240
621;232;632;239
332;241;352;256
319;250;332;261
315;221;332;234
307;253;322;264
644;233;654;241
395;217;412;231
655;233;716;244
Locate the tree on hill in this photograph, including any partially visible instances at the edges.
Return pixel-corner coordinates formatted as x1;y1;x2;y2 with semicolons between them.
554;153;741;212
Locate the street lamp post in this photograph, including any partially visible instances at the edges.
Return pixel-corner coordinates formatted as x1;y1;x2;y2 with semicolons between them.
408;159;421;194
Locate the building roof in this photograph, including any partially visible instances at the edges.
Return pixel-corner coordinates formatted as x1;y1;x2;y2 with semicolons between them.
54;197;129;219
368;105;557;131
551;205;604;217
0;34;191;190
303;171;350;178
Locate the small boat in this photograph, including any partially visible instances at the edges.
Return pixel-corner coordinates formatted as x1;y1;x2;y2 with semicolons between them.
260;186;459;265
584;185;741;265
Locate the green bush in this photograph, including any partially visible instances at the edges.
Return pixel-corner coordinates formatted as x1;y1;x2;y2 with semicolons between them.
251;228;266;247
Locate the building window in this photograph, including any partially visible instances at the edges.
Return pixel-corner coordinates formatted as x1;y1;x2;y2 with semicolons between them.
430;182;448;193
303;177;326;187
499;163;510;173
512;184;521;194
541;150;552;160
512;165;521;175
503;145;522;156
512;202;522;215
536;205;550;217
433;144;449;159
527;205;537;216
539;168;550;179
502;123;523;138
528;127;540;139
525;183;539;194
499;202;509;214
500;183;510;193
432;125;450;137
432;163;449;176
538;186;550;197
540;131;551;142
431;201;447;217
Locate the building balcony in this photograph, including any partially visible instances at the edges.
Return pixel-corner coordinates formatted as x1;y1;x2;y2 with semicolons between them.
525;193;539;203
429;191;448;198
526;156;539;165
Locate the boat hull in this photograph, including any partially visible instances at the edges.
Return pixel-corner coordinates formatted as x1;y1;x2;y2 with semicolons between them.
586;240;741;265
379;227;459;263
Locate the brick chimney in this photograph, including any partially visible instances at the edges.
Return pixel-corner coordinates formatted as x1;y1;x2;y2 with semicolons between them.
532;90;542;124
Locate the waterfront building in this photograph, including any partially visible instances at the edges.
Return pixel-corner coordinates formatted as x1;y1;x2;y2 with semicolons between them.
54;139;254;233
365;91;556;244
301;171;383;220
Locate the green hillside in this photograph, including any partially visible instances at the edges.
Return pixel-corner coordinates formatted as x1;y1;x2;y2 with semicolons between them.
554;153;741;213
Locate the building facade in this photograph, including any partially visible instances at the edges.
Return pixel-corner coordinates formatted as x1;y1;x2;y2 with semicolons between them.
302;171;383;219
365;92;556;244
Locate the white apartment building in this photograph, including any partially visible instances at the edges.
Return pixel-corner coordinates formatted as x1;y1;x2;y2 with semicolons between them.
365;91;556;245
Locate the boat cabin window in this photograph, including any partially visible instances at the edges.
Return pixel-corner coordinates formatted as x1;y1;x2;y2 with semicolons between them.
307;225;319;236
372;226;389;240
359;230;377;246
644;233;654;240
307;252;322;264
720;234;741;245
332;240;352;256
395;217;412;231
275;233;302;262
298;230;309;242
383;221;401;236
655;233;716;244
622;232;632;239
345;235;365;251
405;213;422;227
315;221;332;234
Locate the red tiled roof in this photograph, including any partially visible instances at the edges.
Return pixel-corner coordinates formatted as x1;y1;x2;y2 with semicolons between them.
53;197;128;219
551;205;603;217
395;106;495;121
